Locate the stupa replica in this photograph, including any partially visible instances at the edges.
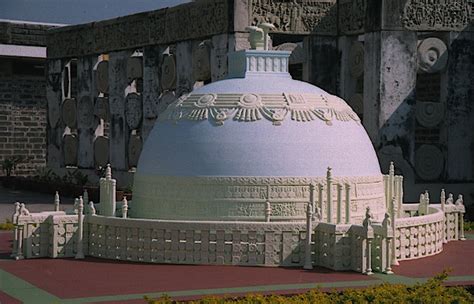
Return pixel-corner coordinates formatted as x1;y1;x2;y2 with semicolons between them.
11;25;466;275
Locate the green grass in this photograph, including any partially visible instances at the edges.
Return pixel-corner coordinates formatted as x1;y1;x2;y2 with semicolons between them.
0;219;14;230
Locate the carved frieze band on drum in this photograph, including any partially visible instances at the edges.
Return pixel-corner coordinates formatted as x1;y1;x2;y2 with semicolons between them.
349;41;364;78
417;38;448;74
94;136;109;167
415;144;444;181
77;96;94;128
161;54;176;91
192;41;211;82
128;134;143;168
126;56;143;82
62;98;77;128
125;93;143;130
416;102;444;128
94;97;109;121
63;134;78;166
96;60;109;94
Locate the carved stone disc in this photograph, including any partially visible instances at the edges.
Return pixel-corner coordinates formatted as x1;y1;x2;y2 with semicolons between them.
126;56;143;81
417;38;448;74
415;144;444;181
349;41;364;78
62;98;77;128
192;42;211;82
94;136;109;167
161;54;176;91
416;101;444;128
125;93;143;130
128;134;142;168
63;134;78;166
78;95;94;128
96;61;109;94
94;97;109;121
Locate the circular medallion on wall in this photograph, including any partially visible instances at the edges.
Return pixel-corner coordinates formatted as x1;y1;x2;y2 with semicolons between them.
416;101;444;128
192;41;211;82
94;136;109;167
62;98;77;128
349;41;364;78
125;93;143;130
126;56;143;82
415;144;444;181
94;97;109;121
63;134;78;166
161;54;176;91
96;61;109;94
417;38;448;74
128;134;143;168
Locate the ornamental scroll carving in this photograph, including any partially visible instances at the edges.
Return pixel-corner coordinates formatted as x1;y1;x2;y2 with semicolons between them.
403;0;472;31
160;93;360;126
249;0;337;35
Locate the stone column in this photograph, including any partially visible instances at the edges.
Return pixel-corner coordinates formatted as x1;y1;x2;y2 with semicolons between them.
75;197;84;259
345;183;351;224
326;167;332;223
176;40;194;97
304;203;313;270
100;164;116;216
54;191;60;212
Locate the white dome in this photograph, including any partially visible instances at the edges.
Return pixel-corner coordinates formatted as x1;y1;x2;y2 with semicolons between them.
132;50;385;222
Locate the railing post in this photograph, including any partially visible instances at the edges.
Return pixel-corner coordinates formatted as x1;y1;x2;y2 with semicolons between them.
326;167;332;223
318;183;323;221
337;184;342;224
75;196;85;259
54;191;60;212
304;203;313;270
11;202;20;258
122;197;128;219
383;213;393;274
16;224;24;260
388;162;394;209
390;197;399;266
345;183;351;224
100;164;117;216
265;185;271;222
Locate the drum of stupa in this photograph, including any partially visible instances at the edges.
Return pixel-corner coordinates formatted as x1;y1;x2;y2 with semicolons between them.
132;28;385;223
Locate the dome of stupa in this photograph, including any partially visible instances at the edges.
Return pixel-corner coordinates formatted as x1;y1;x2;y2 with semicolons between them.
132;26;385;223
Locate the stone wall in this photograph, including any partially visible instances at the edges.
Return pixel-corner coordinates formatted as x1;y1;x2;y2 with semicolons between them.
0;59;47;176
0;21;54;46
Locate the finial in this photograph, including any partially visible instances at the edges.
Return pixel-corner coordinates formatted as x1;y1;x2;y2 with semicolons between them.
258;23;275;51
363;206;372;228
19;203;30;216
13;202;21;216
83;189;89;204
105;164;112;180
327;167;332;176
245;26;264;50
447;193;454;204
122;197;128;219
382;212;391;228
54;191;60;211
389;161;394;175
78;196;84;212
455;194;463;206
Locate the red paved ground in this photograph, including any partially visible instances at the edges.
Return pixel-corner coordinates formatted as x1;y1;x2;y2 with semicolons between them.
0;232;374;299
393;240;474;277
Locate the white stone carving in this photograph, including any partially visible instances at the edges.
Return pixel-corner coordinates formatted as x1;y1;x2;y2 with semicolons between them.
161;54;176;91
62;98;77;128
415;144;444;181
416;101;444;128
417;38;448;74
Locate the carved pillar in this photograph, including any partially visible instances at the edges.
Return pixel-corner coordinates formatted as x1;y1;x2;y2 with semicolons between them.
460;212;465;241
326;167;332;223
108;51;129;170
337;184;342;224
366;237;373;275
304;203;313;270
54;191;60;212
211;34;229;81
100;164;116;216
46;59;64;169
77;55;98;168
345;183;351;224
75;197;85;259
16;224;24;260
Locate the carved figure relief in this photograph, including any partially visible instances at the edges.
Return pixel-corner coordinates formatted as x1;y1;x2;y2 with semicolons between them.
415;144;444;181
349;41;364;78
416;102;444;128
161;54;176;91
96;60;109;94
94;136;108;167
249;0;337;34
417;38;448;74
94;97;109;121
160;93;360;126
63;134;78;166
128;135;142;168
403;0;471;31
62;98;77;128
125;93;143;130
126;56;143;82
192;41;211;82
77;96;94;128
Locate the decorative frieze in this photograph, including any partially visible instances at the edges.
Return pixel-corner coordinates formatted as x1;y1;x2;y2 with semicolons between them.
338;0;366;35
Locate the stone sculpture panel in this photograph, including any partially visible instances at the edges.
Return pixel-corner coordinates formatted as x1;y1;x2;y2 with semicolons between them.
249;0;337;35
338;0;366;35
403;0;472;31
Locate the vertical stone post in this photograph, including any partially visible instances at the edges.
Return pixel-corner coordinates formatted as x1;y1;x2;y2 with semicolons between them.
388;162;394;208
318;183;324;220
108;51;129;170
75;197;84;259
142;45;163;140
366;236;373;275
304;203;313;270
440;189;447;243
326;167;332;223
460;212;465;241
11;202;20;258
309;183;316;214
265;201;271;222
54;191;60;211
46;59;64;169
336;184;342;224
122;197;128;219
345;183;351;224
176;40;194;97
441;189;446;211
454;210;459;240
390;197;399;266
397;176;403;218
100;164;116;216
16;224;24;260
83;189;89;205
